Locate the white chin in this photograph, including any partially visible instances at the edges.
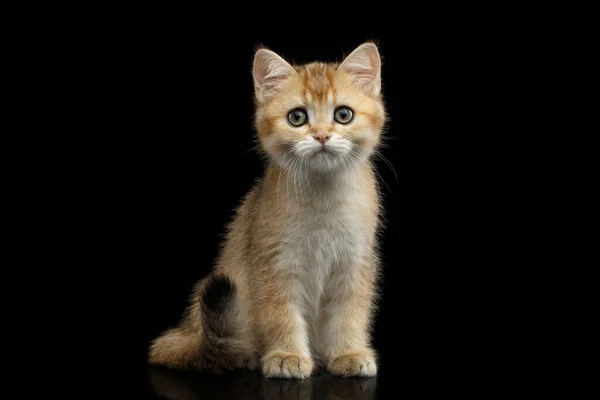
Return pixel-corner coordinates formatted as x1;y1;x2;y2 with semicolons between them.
307;150;347;172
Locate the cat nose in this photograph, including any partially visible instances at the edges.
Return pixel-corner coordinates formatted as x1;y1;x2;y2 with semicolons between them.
313;131;331;145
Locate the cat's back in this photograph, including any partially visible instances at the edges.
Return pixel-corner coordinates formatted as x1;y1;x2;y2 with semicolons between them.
213;177;265;280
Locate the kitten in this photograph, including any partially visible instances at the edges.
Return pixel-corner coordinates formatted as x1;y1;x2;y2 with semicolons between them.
148;42;387;379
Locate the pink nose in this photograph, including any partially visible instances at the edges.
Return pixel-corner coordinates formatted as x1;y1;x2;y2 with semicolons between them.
313;132;331;145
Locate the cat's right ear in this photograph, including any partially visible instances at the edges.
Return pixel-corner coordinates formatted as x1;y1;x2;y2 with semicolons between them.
253;48;295;103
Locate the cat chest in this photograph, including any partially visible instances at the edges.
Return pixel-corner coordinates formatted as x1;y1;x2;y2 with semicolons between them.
280;208;368;270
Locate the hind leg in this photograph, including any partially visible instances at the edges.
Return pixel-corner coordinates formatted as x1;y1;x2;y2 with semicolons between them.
199;275;261;372
148;326;203;370
201;336;258;371
149;274;258;372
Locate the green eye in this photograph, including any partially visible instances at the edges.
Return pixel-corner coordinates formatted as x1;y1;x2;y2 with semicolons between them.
334;106;354;124
288;109;308;127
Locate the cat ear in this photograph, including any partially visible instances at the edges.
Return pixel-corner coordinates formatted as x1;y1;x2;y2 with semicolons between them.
339;42;382;96
253;48;296;102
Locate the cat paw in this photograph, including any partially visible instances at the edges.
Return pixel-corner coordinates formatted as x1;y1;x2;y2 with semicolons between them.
262;351;313;379
327;349;377;377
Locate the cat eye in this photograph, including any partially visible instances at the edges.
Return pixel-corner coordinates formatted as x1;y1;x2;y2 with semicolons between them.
334;106;354;124
288;108;308;127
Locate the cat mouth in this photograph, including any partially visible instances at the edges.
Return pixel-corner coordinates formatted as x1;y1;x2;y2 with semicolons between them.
291;142;346;162
313;147;336;157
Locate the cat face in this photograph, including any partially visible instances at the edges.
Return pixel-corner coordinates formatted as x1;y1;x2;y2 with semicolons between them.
253;43;386;173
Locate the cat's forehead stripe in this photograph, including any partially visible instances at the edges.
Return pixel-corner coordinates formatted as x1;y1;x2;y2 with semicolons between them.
298;63;338;103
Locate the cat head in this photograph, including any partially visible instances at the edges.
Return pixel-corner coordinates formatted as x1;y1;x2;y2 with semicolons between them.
252;42;386;173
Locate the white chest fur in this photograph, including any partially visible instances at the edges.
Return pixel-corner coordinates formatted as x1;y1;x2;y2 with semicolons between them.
277;172;373;312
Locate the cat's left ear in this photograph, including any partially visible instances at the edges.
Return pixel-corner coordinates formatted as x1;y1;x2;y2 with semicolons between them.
339;42;382;97
253;48;296;103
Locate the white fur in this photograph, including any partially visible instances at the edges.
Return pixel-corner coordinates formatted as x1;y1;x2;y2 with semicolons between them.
291;302;311;357
327;91;335;121
294;135;357;172
305;91;313;104
275;165;371;361
306;105;316;126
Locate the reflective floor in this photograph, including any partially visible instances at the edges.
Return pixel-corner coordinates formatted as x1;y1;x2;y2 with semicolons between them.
147;366;380;400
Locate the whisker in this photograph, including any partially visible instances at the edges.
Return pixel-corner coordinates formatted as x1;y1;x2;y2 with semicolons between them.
303;154;313;196
277;154;288;190
353;143;399;185
286;152;301;206
291;153;302;204
277;149;295;205
350;148;390;197
372;150;399;184
344;151;361;192
243;145;260;155
371;161;392;196
340;154;351;190
348;150;367;193
285;154;295;206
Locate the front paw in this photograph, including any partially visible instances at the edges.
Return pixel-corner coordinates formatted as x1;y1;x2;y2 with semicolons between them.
262;351;313;379
327;349;377;377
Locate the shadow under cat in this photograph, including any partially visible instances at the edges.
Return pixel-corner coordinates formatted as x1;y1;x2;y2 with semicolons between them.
148;366;378;400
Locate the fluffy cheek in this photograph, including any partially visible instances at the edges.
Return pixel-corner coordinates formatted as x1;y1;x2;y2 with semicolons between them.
335;116;381;157
260;118;310;165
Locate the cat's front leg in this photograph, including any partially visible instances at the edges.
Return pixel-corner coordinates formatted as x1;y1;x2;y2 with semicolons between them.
318;261;379;377
254;273;314;379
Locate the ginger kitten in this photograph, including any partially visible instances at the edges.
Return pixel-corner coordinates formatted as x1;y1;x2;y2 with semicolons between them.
148;42;387;379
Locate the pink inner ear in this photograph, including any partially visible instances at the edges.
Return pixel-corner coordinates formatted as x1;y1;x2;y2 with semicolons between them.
351;68;377;80
253;50;295;100
342;60;378;90
339;45;381;95
259;75;288;96
344;52;378;74
254;54;273;86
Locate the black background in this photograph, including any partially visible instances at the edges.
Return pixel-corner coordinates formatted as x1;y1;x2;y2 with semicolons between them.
116;27;526;397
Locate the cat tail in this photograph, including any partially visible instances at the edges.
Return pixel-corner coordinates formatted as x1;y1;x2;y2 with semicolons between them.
148;274;254;372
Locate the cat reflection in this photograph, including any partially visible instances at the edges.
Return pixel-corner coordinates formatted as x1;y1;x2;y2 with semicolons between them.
148;367;376;400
